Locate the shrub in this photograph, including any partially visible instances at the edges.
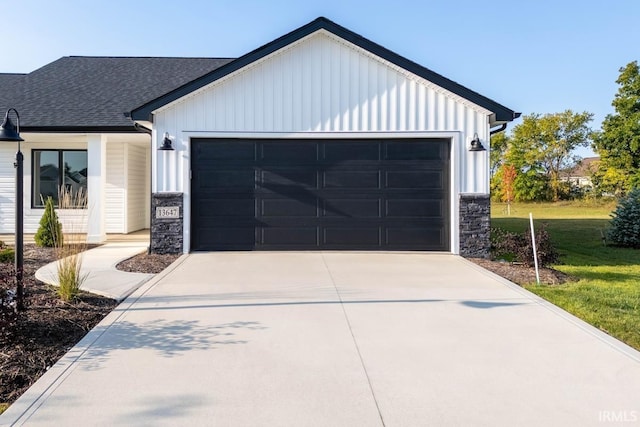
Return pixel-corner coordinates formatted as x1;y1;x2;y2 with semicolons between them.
491;226;560;268
0;248;14;264
608;188;640;248
34;197;63;248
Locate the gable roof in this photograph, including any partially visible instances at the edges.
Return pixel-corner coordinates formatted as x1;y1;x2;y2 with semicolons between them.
0;57;233;132
131;17;519;124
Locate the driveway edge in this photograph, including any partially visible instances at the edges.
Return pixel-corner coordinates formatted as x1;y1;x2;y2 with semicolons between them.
461;257;640;364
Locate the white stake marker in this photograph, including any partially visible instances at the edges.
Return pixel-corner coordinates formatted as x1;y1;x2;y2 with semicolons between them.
530;212;540;285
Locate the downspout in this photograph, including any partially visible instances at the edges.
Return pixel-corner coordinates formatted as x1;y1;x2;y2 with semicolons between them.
132;122;153;253
490;123;507;135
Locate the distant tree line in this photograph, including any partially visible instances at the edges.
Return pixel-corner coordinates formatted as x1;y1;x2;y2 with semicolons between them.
491;60;640;202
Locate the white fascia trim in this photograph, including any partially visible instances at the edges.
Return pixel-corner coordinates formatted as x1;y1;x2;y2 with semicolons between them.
180;130;461;255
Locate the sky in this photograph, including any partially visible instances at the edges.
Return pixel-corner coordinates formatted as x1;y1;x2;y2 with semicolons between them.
2;0;639;157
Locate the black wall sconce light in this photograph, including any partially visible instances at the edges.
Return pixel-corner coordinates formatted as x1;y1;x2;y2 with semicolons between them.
159;132;175;151
469;133;486;152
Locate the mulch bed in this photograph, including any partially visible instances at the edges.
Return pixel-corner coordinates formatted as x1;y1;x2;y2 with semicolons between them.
116;252;180;274
470;258;573;286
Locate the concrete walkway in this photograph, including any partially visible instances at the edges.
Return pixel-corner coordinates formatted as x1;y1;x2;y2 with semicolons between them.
3;252;640;426
35;242;154;301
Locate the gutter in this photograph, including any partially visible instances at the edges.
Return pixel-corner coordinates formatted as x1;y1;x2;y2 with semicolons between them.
490;112;521;135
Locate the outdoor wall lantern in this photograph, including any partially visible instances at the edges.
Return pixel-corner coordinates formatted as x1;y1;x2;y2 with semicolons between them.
159;132;175;151
469;133;486;152
0;108;25;311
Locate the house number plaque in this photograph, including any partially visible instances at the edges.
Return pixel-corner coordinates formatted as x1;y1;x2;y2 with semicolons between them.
156;206;180;219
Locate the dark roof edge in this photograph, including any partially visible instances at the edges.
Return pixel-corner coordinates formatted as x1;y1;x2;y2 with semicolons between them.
20;126;141;133
131;17;518;122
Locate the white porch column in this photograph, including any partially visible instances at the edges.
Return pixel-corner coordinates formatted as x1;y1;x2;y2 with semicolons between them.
87;134;107;243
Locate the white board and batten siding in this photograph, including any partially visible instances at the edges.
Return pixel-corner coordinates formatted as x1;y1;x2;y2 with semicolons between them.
153;30;492;196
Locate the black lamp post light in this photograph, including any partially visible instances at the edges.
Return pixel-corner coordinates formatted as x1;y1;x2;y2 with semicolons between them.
0;108;25;311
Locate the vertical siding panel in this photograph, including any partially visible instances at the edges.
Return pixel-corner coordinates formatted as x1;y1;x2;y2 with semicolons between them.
331;41;341;131
401;76;408;131
417;84;426;130
349;48;360;131
292;46;302;131
379;66;388;131
341;45;351;131
369;59;378;131
359;53;368;132
427;88;436;130
283;50;293;132
388;70;397;131
321;38;331;131
407;79;416;131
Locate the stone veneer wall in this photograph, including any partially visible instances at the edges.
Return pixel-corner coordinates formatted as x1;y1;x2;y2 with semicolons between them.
150;192;183;254
459;194;491;258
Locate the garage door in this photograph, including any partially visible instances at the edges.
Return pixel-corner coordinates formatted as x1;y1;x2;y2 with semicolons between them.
191;139;449;251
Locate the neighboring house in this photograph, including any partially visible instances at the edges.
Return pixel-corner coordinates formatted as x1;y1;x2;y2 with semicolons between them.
0;17;519;257
560;157;599;188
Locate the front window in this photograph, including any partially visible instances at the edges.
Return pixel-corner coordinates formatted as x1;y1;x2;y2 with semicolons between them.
32;150;88;208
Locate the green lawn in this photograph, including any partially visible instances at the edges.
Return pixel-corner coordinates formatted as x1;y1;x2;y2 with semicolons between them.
492;201;640;351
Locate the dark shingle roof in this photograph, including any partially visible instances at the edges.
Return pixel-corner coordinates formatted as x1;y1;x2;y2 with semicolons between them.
132;17;519;123
0;57;233;131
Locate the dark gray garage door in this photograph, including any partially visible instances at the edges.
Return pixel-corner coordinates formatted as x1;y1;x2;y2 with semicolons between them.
191;139;449;251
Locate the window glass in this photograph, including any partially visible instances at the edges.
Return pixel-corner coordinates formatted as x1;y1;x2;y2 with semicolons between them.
32;150;88;208
63;151;88;202
33;151;60;206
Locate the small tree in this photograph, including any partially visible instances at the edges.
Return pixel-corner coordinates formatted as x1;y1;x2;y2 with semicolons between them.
501;164;517;215
608;188;640;248
34;197;63;248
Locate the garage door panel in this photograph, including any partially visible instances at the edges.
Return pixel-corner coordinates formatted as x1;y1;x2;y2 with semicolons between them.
199;198;256;218
323;228;381;245
260;170;318;189
322;199;381;218
261;143;318;163
323;142;380;162
201;170;256;189
385;141;445;161
196;142;256;162
385;199;444;218
261;198;318;217
385;171;443;189
191;138;449;251
386;227;446;247
197;227;257;247
261;227;318;245
322;171;380;189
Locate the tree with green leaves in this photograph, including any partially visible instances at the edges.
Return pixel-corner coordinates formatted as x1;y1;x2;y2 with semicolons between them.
505;110;593;201
593;61;640;196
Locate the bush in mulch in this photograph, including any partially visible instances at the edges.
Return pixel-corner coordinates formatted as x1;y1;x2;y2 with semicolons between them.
491;226;560;268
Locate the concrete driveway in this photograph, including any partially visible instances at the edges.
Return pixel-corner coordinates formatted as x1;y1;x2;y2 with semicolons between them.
3;253;640;426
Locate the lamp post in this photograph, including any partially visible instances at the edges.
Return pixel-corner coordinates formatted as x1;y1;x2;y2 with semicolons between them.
0;108;25;311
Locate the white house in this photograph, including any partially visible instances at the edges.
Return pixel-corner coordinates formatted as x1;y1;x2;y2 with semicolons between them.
0;17;519;256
